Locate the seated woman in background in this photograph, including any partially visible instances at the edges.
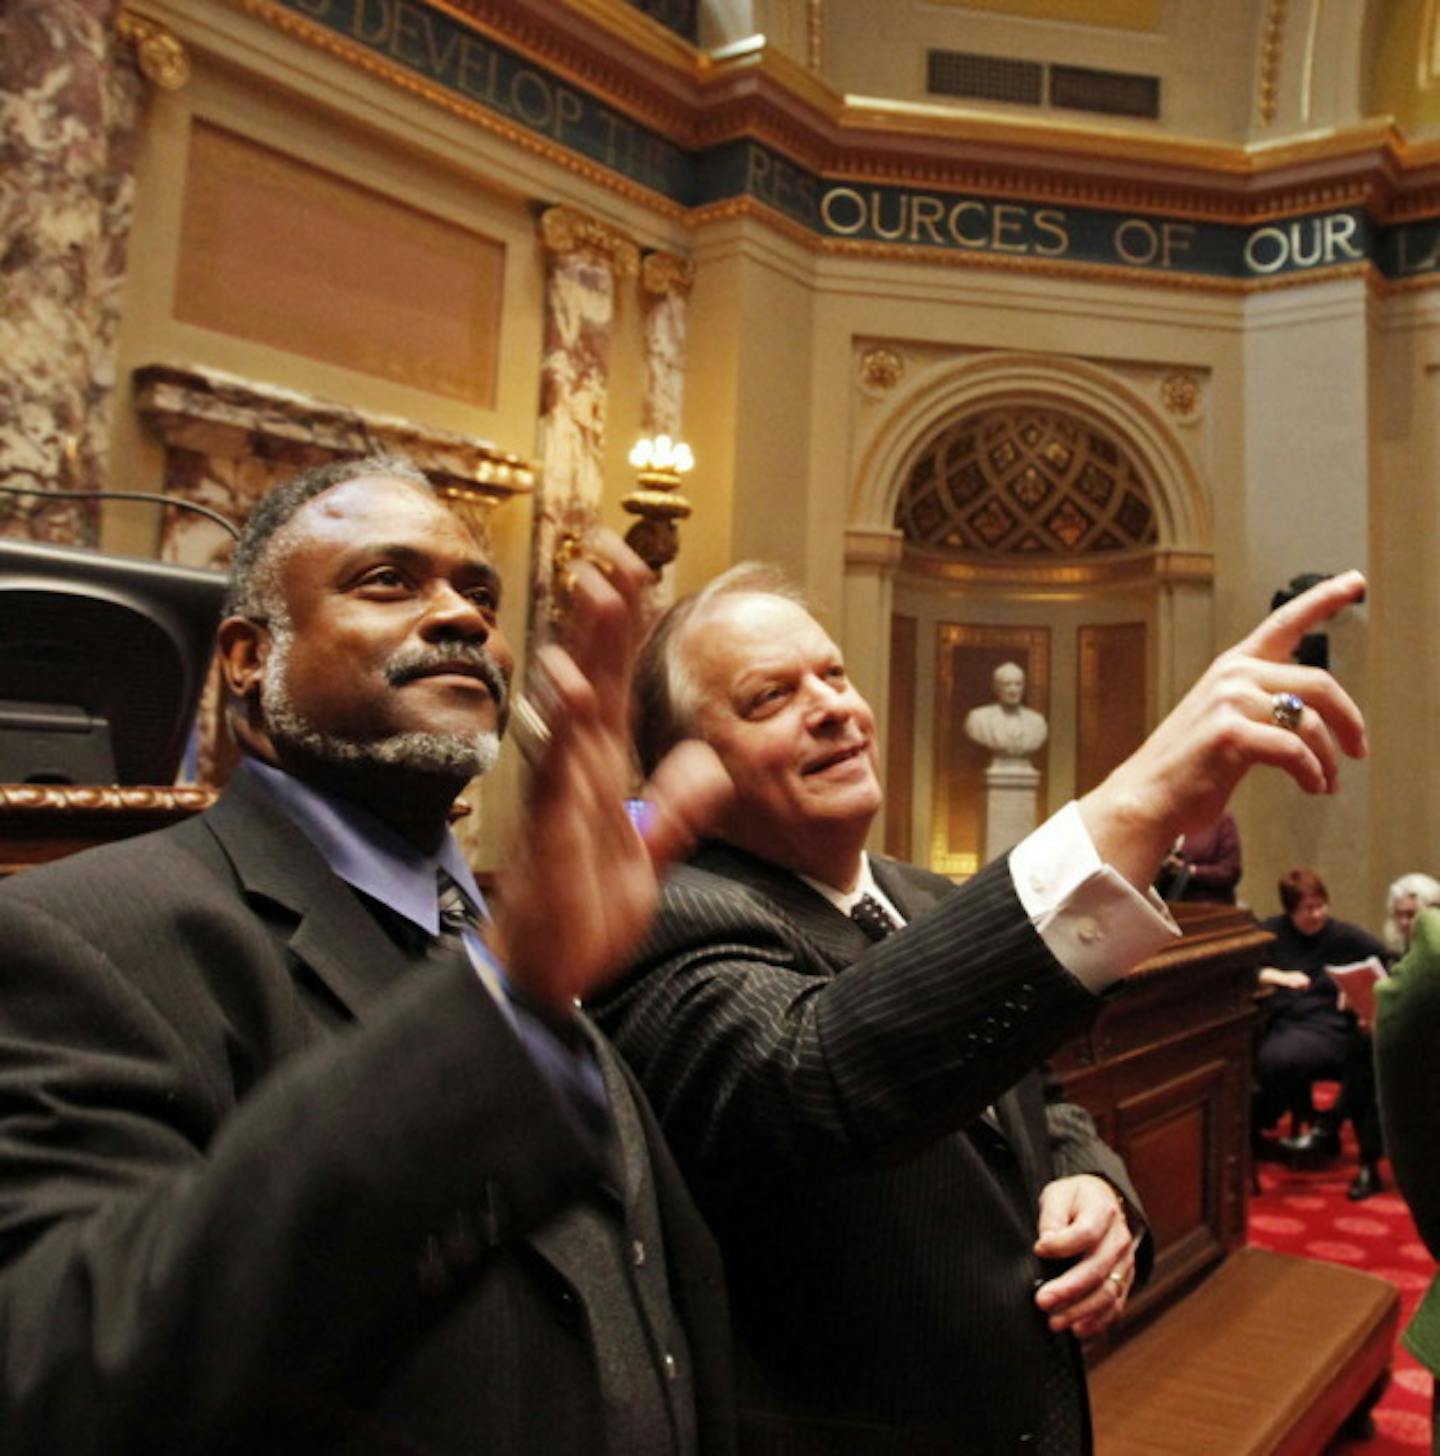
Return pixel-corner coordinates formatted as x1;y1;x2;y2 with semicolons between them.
1255;868;1388;1200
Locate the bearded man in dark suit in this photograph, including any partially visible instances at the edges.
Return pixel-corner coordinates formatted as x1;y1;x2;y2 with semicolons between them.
0;456;733;1455
593;562;1368;1455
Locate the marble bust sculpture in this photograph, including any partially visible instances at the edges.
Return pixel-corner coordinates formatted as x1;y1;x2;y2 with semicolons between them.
964;662;1048;762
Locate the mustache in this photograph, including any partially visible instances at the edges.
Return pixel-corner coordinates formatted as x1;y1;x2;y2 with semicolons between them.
385;644;510;709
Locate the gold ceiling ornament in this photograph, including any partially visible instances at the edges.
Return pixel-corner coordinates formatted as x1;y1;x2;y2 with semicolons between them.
860;346;906;393
1258;0;1289;126
622;435;694;573
640;250;696;297
537;205;640;277
116;10;191;89
1159;371;1202;420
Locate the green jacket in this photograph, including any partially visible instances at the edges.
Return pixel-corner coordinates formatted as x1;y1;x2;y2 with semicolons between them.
1376;907;1440;1374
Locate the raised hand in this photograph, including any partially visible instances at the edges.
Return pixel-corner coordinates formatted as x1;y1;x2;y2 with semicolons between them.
1079;571;1367;890
488;534;731;1018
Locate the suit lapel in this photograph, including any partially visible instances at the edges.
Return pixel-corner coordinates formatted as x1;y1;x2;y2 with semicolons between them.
870;857;947;922
204;771;418;1018
691;842;867;973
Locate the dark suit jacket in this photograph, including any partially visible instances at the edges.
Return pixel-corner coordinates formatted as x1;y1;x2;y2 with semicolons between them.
592;842;1147;1455
0;770;732;1456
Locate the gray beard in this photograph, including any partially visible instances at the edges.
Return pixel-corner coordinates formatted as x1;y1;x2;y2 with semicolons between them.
261;625;502;780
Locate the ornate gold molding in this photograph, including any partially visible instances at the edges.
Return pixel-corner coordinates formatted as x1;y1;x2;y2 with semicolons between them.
900;548;1215;593
538;205;641;277
225;0;1440;231
1160;371;1202;420
640;250;696;296
807;0;824;72
1258;0;1289;127
860;347;905;393
116;10;191;89
0;784;216;814
225;0;688;221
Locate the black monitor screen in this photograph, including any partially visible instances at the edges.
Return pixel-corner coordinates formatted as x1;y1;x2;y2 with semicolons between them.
0;538;226;786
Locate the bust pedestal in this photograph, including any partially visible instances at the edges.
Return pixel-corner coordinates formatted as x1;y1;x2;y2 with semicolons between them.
983;758;1040;863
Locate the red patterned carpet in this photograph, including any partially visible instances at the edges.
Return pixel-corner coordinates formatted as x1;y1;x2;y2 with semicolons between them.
1247;1125;1435;1453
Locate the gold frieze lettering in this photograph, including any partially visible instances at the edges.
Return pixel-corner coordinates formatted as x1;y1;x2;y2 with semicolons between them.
1243;213;1362;274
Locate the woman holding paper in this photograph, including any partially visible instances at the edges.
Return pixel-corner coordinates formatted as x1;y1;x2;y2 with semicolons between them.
1254;868;1388;1200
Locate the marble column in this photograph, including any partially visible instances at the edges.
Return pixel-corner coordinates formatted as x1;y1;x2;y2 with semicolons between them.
532;205;638;633
640;251;694;440
0;1;172;543
628;249;696;603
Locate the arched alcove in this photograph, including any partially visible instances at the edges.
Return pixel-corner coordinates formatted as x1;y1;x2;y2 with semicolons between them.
896;403;1160;562
843;351;1214;872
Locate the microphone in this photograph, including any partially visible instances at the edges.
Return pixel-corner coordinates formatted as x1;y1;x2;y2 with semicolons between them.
0;483;241;541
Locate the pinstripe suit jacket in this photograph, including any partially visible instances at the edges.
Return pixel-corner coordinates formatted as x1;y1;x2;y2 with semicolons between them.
0;771;733;1456
593;842;1147;1455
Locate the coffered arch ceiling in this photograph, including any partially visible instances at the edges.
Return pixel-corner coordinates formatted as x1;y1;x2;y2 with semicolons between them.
895;406;1159;562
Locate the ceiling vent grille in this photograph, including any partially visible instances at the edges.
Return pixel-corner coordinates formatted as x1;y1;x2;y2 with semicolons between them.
1050;64;1160;119
925;51;1160;121
926;50;1044;106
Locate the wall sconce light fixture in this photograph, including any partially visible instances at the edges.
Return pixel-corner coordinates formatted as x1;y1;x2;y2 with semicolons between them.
622;434;694;573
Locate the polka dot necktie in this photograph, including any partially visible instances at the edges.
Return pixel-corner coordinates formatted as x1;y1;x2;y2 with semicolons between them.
849;893;900;942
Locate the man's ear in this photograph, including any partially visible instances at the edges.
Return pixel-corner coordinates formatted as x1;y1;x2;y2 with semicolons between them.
216;615;269;704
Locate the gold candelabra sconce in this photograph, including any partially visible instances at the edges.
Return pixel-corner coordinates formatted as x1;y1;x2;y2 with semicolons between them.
622;435;694;574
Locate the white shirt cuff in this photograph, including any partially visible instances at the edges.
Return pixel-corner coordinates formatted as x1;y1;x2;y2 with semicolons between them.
1009;801;1180;994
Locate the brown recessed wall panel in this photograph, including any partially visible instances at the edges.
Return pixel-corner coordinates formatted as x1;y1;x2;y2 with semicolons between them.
884;614;917;862
1076;622;1146;796
176;122;503;406
931;624;1050;877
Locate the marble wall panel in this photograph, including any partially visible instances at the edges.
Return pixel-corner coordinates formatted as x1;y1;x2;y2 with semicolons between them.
0;0;142;544
533;212;636;629
642;286;687;438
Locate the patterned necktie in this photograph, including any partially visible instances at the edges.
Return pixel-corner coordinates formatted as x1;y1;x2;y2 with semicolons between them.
850;893;900;942
432;869;509;1006
436;869;481;945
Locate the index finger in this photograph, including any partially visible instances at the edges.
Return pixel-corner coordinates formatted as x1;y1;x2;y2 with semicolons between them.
1238;569;1366;663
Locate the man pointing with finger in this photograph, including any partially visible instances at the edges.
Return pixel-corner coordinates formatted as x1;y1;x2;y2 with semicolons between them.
595;562;1367;1454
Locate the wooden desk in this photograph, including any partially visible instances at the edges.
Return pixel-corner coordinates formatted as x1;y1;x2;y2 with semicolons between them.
1051;901;1274;1344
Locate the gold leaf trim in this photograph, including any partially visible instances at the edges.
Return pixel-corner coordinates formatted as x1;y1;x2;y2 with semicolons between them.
116;9;192;89
640;250;696;296
901;549;1215;591
860;347;904;391
223;0;687;220
1259;0;1289;127
538;205;641;275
